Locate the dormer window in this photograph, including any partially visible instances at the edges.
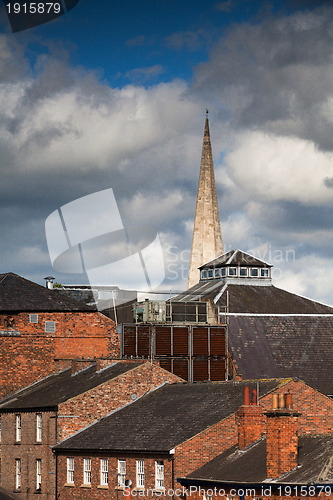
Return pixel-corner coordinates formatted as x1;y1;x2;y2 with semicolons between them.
221;268;226;277
228;267;237;277
250;268;259;277
214;268;220;278
201;270;207;280
240;268;248;277
261;268;269;277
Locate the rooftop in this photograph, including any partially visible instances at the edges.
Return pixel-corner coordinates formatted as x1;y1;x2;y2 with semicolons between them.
0;361;145;410
0;273;95;312
54;379;290;453
184;434;333;484
199;249;271;269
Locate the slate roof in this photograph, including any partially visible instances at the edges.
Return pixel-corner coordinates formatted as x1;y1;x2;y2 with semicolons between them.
184;435;333;484
200;249;271;269
0;273;95;312
0;361;145;411
54;378;290;453
228;316;333;396
173;281;333;396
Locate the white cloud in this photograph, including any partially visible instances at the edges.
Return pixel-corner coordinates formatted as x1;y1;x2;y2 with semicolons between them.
223;131;333;205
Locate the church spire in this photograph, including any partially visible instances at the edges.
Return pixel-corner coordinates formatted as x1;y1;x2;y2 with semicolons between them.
187;112;223;289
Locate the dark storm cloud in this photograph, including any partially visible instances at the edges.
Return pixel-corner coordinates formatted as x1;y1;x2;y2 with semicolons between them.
193;5;333;151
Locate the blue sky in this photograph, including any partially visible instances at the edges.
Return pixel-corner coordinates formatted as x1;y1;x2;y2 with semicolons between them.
1;0;333;304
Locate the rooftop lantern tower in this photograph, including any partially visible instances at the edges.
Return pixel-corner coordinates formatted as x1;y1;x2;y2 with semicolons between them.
187;111;223;289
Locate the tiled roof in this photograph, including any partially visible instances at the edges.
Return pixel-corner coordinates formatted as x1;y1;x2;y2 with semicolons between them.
184;435;333;484
228;316;333;396
199;250;271;269
0;361;145;410
54;379;289;453
0;273;94;312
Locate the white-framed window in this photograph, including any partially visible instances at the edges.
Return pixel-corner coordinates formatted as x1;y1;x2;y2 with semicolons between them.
155;460;164;490
201;270;207;279
240;267;248;277
67;457;74;484
36;459;42;491
136;459;144;489
45;321;56;333
16;414;21;442
221;268;226;277
83;458;91;485
250;268;259;277
36;414;42;442
118;459;126;488
228;267;237;276
207;269;213;278
29;314;38;323
15;459;21;490
214;268;220;278
100;458;108;486
261;268;269;277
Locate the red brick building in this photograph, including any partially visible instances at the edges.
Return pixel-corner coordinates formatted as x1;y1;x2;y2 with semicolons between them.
53;377;333;499
0;359;183;499
0;273;119;397
179;390;333;500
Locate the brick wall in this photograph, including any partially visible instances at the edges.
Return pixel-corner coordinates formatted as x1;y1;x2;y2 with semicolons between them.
57;361;183;441
56;454;173;500
0;311;117;397
0;410;57;500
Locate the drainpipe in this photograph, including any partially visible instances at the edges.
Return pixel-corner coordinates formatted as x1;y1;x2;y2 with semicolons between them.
170;449;175;500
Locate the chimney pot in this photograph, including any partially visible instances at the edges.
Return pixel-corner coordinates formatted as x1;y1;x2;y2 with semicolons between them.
285;392;293;409
251;389;257;405
244;386;250;406
278;393;285;408
272;394;279;409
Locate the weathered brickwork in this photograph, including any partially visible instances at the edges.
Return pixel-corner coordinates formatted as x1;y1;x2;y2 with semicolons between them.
54;378;333;500
0;411;57;499
57;361;183;441
0;311;117;397
265;410;299;479
57;454;174;500
236;404;263;449
0;361;182;500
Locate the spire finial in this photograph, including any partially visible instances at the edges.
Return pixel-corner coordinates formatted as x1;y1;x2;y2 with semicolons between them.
206;108;209;117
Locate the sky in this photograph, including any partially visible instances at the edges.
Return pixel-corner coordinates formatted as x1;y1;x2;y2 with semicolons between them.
1;0;333;305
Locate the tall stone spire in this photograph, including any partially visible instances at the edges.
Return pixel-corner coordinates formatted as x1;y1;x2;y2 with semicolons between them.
187;111;223;289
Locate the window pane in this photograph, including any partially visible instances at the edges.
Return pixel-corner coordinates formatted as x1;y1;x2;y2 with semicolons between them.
84;458;91;485
67;458;74;484
118;460;126;488
261;268;269;277
201;270;207;279
36;414;42;442
136;460;144;488
228;267;237;276
16;415;21;442
250;268;259;277
36;459;41;491
15;459;21;490
221;268;226;277
100;458;108;486
214;268;220;278
208;269;213;278
240;268;248;277
155;460;164;490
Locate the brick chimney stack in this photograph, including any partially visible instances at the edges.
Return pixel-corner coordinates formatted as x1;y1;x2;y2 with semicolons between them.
236;386;263;450
265;393;301;479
